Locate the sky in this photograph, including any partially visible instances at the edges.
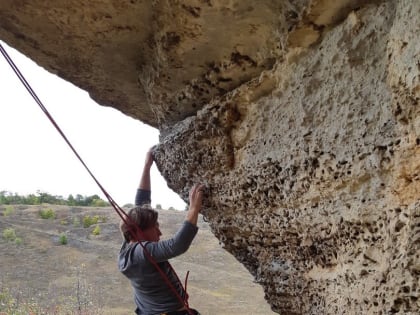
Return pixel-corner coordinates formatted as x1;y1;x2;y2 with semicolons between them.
0;41;186;210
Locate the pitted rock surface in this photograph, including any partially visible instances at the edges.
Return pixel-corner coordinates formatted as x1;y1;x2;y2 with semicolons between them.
1;1;419;314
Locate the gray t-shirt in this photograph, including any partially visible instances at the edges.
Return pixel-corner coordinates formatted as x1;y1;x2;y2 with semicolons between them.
118;189;198;314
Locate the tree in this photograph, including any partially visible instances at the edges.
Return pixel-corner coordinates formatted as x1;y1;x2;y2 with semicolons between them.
91;198;107;207
75;194;85;206
67;194;76;206
25;193;40;205
0;191;9;204
0;191;108;207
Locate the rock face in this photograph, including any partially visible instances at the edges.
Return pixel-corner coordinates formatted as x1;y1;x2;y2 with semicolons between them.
1;1;418;314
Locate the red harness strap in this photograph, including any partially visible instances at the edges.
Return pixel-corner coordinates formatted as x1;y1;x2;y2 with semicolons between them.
0;43;194;315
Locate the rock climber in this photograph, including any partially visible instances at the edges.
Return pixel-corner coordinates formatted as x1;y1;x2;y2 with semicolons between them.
118;147;203;315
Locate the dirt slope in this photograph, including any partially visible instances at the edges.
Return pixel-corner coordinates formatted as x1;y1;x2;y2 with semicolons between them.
0;204;275;315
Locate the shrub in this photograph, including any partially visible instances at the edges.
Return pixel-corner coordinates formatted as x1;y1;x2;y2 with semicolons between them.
39;208;56;219
2;228;16;241
59;233;68;245
82;215;99;228
92;225;101;236
83;215;92;228
14;237;23;245
3;205;14;216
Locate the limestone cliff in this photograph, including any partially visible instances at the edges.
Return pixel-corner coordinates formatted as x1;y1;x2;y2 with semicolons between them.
0;1;418;314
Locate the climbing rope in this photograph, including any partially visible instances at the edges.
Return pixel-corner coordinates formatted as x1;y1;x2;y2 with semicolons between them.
0;43;194;315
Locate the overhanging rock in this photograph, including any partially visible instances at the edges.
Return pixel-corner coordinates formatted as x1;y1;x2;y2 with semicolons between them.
1;1;419;314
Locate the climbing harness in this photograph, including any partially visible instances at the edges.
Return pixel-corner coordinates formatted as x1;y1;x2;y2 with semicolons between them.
0;43;194;315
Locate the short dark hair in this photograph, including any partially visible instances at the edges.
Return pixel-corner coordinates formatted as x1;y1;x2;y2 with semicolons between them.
120;206;158;242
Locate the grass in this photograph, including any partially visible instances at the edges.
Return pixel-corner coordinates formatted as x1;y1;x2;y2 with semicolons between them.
2;227;16;241
3;205;14;216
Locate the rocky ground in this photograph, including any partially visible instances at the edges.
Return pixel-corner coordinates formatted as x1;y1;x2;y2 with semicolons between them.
0;204;275;315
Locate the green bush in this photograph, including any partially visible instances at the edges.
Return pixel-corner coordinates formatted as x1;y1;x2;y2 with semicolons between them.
92;225;101;236
83;215;92;228
82;215;99;228
14;237;23;245
3;205;14;216
39;208;56;219
59;233;68;245
2;228;16;241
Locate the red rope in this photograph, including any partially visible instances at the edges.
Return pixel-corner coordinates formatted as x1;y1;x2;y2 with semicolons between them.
0;43;194;315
